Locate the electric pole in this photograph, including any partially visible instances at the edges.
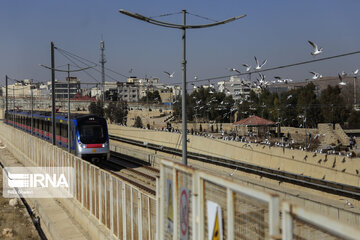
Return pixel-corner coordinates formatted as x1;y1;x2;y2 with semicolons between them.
40;62;93;152
51;42;56;145
119;9;246;166
100;40;106;104
5;75;8;120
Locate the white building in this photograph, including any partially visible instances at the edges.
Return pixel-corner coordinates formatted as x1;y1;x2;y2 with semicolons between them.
218;76;251;100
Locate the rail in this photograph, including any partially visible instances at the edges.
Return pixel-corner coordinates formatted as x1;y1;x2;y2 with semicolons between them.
110;134;360;200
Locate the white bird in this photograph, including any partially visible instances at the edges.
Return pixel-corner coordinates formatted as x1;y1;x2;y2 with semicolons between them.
242;64;252;72
340;199;354;208
338;74;347;86
228;68;241;74
308;40;323;56
287;94;293;100
229;167;238;176
191;83;197;89
194;76;198;80
353;69;359;76
163;71;175;78
309;71;322;80
254;56;267;70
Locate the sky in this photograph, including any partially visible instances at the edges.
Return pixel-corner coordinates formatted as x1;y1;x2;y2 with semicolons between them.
1;0;360;89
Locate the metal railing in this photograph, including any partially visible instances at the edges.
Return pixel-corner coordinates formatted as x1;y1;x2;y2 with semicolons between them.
159;160;360;240
282;202;360;240
159;160;280;240
0;123;157;240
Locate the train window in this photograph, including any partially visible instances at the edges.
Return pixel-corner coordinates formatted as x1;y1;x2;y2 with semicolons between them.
35;119;38;129
49;122;52;134
61;124;68;138
56;123;61;136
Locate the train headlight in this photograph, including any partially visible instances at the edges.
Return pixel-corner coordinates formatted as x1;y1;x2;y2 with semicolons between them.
80;143;86;149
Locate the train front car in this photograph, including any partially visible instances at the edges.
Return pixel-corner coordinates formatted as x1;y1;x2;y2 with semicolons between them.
75;115;110;162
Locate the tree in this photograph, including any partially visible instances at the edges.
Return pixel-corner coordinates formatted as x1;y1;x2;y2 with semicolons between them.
134;116;143;128
296;83;322;128
88;100;104;117
347;109;360;128
105;100;128;124
320;85;349;125
140;90;162;104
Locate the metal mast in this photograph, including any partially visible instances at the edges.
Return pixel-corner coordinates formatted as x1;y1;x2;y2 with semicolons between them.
100;40;106;103
119;9;246;166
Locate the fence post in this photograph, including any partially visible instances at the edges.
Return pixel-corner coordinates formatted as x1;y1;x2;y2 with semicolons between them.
282;203;293;240
122;182;127;240
159;163;165;240
138;191;142;240
198;175;204;239
110;176;114;236
269;195;280;239
156;177;160;240
227;188;234;240
172;167;178;240
192;170;199;240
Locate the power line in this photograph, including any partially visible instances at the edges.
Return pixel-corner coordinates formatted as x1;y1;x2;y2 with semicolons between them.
56;47;124;83
55;47;129;78
186;11;218;23
56;48;101;83
179;50;360;86
150;11;182;19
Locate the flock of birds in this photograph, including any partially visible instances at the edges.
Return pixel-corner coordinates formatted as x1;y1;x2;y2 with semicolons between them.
163;40;358;91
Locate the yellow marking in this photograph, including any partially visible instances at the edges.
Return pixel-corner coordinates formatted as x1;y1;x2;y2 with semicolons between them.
60;120;63;123
92;149;96;152
168;182;173;222
212;212;220;240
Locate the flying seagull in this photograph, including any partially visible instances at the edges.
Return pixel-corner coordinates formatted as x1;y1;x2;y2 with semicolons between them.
309;71;322;80
228;68;241;74
163;71;175;78
242;64;252;72
254;56;267;70
338;74;347;86
308;40;323;56
353;69;359;76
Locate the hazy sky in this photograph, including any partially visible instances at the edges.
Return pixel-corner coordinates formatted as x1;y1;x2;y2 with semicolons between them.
1;0;360;88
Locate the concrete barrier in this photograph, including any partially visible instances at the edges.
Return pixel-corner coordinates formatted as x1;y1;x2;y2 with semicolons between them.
0;123;157;240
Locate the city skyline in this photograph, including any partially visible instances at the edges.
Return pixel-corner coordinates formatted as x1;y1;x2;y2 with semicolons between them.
1;0;360;88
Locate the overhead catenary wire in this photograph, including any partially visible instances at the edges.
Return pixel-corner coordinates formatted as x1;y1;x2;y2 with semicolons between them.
56;47;125;83
56;47;127;83
186;11;219;23
56;48;102;83
181;50;360;86
150;11;182;19
55;47;129;79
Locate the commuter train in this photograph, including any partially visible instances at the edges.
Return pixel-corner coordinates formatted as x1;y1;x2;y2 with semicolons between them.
5;110;110;162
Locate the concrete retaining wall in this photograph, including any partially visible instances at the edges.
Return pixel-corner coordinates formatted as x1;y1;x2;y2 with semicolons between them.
108;124;360;188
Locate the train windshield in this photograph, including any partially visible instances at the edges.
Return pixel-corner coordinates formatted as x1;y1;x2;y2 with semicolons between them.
78;117;107;144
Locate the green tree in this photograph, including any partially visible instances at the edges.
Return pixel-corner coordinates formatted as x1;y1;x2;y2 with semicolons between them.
347;109;360;128
134;116;143;128
105;100;128;124
320;85;349;125
88;100;104;117
140;90;162;104
296;83;322;128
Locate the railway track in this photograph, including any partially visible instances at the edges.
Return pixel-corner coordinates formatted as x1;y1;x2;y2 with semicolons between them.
109;134;360;200
97;151;159;195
